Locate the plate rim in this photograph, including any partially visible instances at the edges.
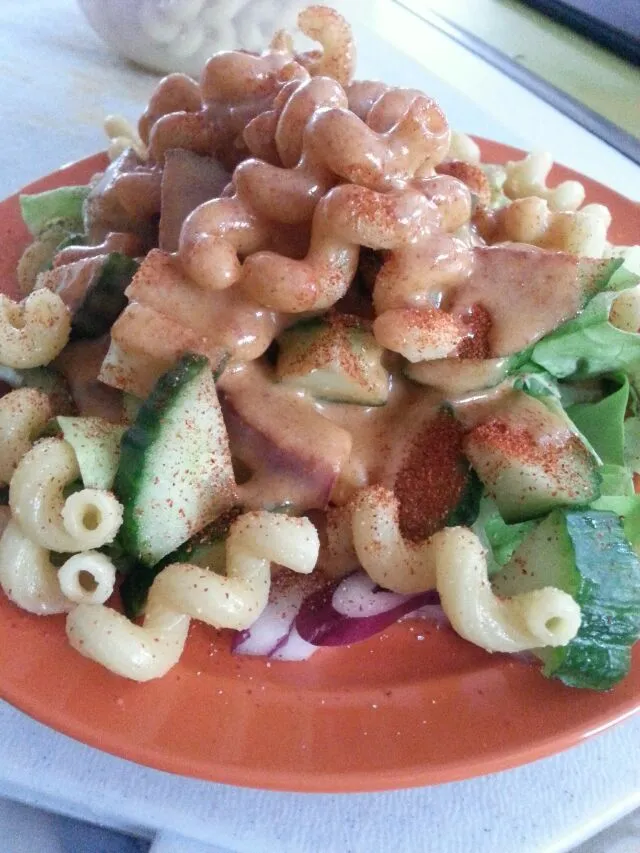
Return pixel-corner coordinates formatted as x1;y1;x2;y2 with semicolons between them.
0;140;639;793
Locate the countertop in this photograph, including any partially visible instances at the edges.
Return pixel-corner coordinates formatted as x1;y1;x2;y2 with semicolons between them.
0;1;639;851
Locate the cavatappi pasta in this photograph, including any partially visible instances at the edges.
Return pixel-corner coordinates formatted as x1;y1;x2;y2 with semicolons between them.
1;4;639;690
66;513;318;681
0;290;70;369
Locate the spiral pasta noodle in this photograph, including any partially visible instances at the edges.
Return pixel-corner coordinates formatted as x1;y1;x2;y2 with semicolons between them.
9;439;123;554
476;196;612;258
351;486;439;595
435;527;581;653
0;388;53;486
0;289;70;369
0;520;72;616
179;81;451;294
66;512;320;681
136;4;358;169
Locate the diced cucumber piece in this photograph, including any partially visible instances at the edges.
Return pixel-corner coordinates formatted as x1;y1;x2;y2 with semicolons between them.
20;186;89;237
114;354;237;567
493;509;640;690
276;317;389;405
42;252;138;339
577;257;625;299
405;357;513;395
464;390;600;523
54;416;125;490
73;253;138;339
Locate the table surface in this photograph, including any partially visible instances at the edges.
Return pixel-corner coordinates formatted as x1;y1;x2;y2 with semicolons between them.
1;2;639;851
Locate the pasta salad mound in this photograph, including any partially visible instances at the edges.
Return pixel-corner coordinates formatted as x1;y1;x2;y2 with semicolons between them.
1;4;640;690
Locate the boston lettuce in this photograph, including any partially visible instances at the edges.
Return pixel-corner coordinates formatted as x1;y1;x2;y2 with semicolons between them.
472;497;537;576
530;254;640;381
566;374;629;466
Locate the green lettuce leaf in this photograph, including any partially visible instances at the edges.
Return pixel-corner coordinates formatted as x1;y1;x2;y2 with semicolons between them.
532;291;640;381
608;246;640;291
567;375;629;466
591;490;640;551
595;463;635;498
624;417;640;473
472;497;537;576
527;253;640;381
19;186;89;237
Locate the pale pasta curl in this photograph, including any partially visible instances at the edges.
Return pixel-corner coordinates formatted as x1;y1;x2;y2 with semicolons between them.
66;512;319;681
504;151;585;212
0;388;53;486
351;486;438;594
9;438;123;553
58;551;117;605
0;519;72;615
0;289;71;369
103;114;148;161
446;130;481;164
477;197;612;258
436;527;581;653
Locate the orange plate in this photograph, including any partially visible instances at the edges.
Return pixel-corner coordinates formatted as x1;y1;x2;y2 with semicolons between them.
0;142;639;793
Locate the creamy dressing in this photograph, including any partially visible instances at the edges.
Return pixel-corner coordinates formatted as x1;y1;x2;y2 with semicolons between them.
406;356;509;395
314;370;439;502
447;245;587;355
219;359;442;509
125;250;283;363
218;362;353;511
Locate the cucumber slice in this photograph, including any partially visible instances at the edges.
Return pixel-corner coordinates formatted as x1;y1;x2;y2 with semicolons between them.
405;357;513;395
114;353;237;567
464;389;600;523
72;253;138;338
493;509;640;690
118;511;236;618
54;416;125;490
41;252;138;339
276;317;389;405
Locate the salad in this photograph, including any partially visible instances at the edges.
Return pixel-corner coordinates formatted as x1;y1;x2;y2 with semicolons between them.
0;4;639;691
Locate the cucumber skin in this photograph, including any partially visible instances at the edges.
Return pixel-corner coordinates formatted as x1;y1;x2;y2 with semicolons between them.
114;353;210;566
543;510;640;690
72;253;139;339
445;469;483;528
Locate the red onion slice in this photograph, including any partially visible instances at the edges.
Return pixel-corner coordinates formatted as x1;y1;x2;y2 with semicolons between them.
296;571;440;647
270;624;318;661
332;572;413;617
231;573;325;658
